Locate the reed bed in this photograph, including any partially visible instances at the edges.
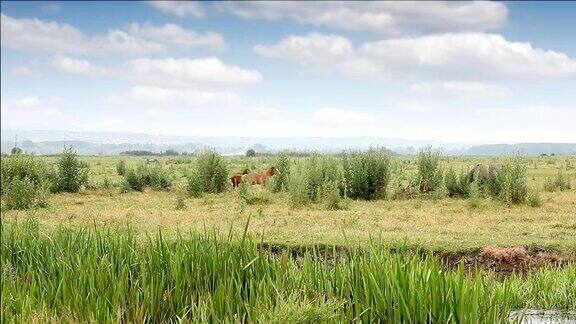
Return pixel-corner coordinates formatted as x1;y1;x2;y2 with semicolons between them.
2;219;574;323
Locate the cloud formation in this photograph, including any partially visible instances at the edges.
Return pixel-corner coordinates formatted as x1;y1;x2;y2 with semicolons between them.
126;57;262;86
0;14;223;55
223;1;508;35
255;32;576;79
148;1;205;18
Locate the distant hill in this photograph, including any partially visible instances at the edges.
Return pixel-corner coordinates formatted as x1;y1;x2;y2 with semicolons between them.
1;129;574;156
465;143;576;156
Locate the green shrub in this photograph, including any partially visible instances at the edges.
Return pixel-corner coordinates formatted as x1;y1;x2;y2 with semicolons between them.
195;148;228;193
497;157;527;205
0;154;53;210
186;170;203;198
53;147;89;193
527;190;542;208
1;177;36;210
467;182;482;209
391;166;417;200
414;147;443;194
123;164;171;192
342;148;391;200
289;164;310;207
272;152;290;193
174;190;186;210
305;155;343;201
444;167;470;198
116;160;127;176
322;179;347;210
543;169;571;192
237;180;270;206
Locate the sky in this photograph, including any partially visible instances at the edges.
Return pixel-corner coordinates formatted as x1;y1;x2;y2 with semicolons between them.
1;1;575;143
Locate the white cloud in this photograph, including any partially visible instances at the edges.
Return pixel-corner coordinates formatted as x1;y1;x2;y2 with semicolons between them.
223;1;508;35
314;108;375;124
0;14;223;55
409;81;511;98
130;86;240;106
12;66;35;76
1;96;64;129
255;32;576;79
127;57;262;86
148;1;205;18
52;55;104;75
41;2;61;12
1;13;88;54
254;33;377;76
128;22;225;51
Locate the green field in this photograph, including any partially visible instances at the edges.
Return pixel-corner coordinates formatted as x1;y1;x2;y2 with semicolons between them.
2;152;576;322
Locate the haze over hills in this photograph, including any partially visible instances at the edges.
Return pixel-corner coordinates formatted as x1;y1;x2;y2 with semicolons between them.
1;129;575;156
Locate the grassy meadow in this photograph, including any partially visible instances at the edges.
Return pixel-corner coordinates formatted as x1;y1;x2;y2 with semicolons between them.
2;150;576;322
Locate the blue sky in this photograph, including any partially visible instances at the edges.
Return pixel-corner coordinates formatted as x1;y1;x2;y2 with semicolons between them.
1;1;575;143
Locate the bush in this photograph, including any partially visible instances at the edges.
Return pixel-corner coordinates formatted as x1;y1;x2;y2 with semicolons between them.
174;189;186;210
116;160;127;176
414;147;443;194
444;167;470;198
237;180;270;206
195;148;228;193
342;148;391;200
53;147;89;193
289;164;310;207
467;182;482;209
10;147;23;155
306;155;343;201
527;190;542;208
322;179;348;210
497;157;527;205
123;164;171;192
186;170;203;198
391;166;417;200
543;169;571;192
245;149;256;157
1;154;53;210
272;152;290;193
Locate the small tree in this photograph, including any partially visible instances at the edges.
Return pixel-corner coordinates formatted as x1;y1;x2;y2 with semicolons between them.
53;147;89;193
246;149;256;157
11;147;23;155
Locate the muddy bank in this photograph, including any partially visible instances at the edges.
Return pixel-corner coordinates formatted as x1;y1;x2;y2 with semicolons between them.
257;243;575;274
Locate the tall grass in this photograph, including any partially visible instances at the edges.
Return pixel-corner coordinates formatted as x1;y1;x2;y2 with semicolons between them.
2;221;574;323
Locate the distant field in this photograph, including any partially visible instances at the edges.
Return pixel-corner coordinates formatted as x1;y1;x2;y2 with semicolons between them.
4;154;575;253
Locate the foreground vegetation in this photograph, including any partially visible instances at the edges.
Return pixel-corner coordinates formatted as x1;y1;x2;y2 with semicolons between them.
2;220;575;323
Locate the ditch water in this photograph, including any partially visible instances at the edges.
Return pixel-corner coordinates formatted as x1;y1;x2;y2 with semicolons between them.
509;309;576;323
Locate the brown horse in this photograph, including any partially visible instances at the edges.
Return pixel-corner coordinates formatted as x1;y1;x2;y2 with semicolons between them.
230;169;249;188
247;166;275;185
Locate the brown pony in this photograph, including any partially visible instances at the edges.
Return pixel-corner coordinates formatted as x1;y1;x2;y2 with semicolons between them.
247;166;275;185
230;169;249;188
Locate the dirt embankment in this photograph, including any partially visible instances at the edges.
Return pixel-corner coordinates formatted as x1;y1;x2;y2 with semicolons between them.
257;243;575;274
